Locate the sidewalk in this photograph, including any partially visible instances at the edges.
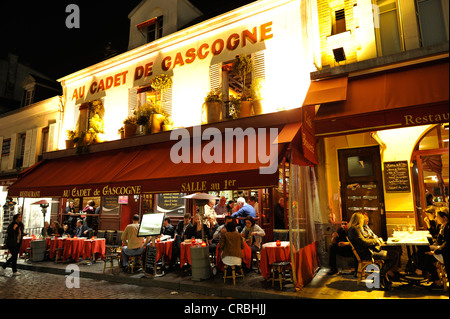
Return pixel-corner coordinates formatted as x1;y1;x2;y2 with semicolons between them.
1;257;447;299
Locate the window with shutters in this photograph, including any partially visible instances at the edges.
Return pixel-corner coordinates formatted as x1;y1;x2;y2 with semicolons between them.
210;51;265;119
332;9;346;35
134;85;173;116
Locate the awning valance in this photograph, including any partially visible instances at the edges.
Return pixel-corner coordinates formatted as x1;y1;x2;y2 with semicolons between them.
313;61;449;137
8;122;312;198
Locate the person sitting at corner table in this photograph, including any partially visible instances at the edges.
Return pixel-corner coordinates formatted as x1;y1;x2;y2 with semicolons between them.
348;212;399;289
219;221;245;267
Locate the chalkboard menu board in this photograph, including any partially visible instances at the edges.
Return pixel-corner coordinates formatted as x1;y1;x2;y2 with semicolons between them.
157;193;186;216
145;246;157;275
383;161;411;193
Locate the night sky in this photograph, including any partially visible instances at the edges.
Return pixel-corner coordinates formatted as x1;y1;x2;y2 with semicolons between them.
0;0;255;80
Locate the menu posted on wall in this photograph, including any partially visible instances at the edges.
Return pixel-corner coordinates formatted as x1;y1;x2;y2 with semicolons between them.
383;161;411;193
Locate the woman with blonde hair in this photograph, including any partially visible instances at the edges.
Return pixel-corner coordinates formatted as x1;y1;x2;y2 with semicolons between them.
348;212;399;289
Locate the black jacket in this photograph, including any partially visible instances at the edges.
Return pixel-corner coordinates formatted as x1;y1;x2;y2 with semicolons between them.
6;221;24;249
348;226;378;261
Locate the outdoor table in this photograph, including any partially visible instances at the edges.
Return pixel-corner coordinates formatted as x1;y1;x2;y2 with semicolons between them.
147;239;174;264
82;238;106;261
384;230;431;275
63;237;87;262
180;241;202;268
49;237;65;259
215;241;252;271
259;241;291;280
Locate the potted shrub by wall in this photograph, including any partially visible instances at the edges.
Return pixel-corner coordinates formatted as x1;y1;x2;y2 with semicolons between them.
134;103;152;135
204;88;223;123
123;115;138;138
65;130;77;149
150;74;172;133
232;54;253;118
250;77;265;115
228;95;241;120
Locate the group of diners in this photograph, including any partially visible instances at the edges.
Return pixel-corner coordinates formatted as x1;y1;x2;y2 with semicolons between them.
120;196;265;273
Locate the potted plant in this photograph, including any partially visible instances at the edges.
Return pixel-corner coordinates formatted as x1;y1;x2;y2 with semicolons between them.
150;74;172;133
65;130;77;149
88;114;105;144
232;54;253;117
204;88;223;123
228;95;241;120
123;115;138;138
162;116;174;131
134;104;153;135
250;77;265;115
118;127;125;139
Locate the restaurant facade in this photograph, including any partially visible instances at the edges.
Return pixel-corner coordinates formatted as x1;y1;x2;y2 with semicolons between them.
6;0;322;288
4;0;449;289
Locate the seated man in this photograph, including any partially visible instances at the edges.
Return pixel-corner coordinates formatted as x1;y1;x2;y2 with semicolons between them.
74;219;89;238
121;214;150;270
327;220;355;275
232;197;256;232
162;217;175;238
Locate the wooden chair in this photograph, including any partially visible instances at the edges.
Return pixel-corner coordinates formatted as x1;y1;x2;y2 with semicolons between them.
223;260;244;285
103;251;120;274
54;248;64;263
96;230;106;239
347;237;383;285
270;261;292;289
127;255;142;273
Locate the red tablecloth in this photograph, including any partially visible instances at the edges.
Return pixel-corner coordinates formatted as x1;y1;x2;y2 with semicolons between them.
49;238;65;259
150;239;174;263
180;241;203;267
215;242;252;271
83;238;106;261
259;241;291;280
49;237;106;262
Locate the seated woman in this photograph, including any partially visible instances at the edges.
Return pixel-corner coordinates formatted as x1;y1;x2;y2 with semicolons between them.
219;221;244;266
241;216;265;255
348;212;399;288
184;214;212;241
427;207;449;288
51;221;64;237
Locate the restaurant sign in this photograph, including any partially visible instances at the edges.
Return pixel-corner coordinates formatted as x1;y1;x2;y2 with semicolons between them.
62;185;142;198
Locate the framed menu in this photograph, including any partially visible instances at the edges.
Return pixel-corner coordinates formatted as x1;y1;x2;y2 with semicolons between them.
383;161;411;193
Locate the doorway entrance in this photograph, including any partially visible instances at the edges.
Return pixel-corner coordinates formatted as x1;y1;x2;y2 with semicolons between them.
338;145;387;239
411;124;449;229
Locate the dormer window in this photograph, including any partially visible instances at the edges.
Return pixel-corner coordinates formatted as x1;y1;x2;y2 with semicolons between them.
23;89;34;106
148;16;163;42
136;16;164;43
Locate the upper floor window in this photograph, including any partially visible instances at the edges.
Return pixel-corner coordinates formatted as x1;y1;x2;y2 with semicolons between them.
416;0;449;47
148;16;164;43
332;9;346;35
23;89;34;106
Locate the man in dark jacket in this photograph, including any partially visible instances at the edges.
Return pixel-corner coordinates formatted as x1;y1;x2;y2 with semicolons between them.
1;214;25;276
327;220;356;275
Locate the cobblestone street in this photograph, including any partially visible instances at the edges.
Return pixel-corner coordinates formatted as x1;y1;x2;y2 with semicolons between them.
0;269;220;299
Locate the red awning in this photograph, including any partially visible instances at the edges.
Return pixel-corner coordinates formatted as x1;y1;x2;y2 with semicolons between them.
314;61;449;137
8;124;303;198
